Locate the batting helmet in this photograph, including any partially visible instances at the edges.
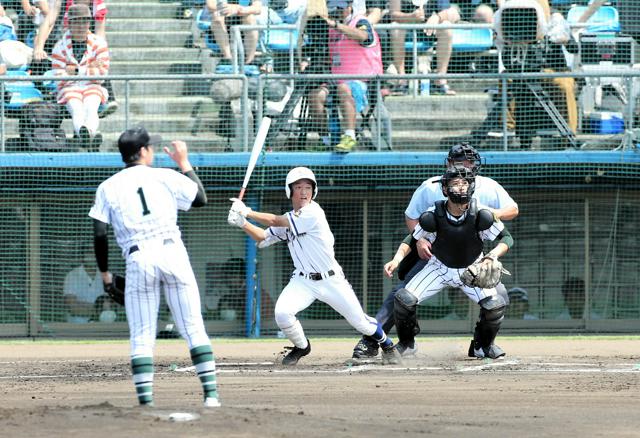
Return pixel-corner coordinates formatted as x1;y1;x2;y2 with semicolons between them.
285;167;318;199
446;142;482;175
440;165;476;204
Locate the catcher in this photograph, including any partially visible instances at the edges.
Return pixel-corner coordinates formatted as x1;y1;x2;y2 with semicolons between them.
384;165;513;359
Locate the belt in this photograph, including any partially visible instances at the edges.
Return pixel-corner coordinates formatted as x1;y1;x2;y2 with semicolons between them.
299;270;335;281
128;238;174;255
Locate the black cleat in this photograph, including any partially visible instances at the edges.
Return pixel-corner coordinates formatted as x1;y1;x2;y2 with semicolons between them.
396;340;418;357
352;337;379;360
381;344;402;365
468;340;505;359
282;339;311;365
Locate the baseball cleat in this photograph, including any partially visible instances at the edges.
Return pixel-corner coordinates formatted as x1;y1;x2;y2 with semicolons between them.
381;345;402;365
352;337;379;360
396;340;418;357
204;397;222;408
282;339;311;365
468;340;506;359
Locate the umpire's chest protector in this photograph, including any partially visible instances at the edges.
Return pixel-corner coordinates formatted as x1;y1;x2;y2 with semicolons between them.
431;200;484;269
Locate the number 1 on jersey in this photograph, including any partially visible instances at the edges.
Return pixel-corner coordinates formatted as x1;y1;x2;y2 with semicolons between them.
137;187;151;215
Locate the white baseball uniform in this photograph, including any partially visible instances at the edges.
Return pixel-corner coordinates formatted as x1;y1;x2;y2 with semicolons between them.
404;204;505;303
89;164;210;355
261;201;380;337
405;175;517;220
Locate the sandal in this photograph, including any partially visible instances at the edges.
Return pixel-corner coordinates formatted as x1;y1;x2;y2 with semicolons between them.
431;82;456;95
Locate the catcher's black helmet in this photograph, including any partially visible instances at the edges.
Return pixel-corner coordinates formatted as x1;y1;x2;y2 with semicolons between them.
446;142;482;175
440;165;476;204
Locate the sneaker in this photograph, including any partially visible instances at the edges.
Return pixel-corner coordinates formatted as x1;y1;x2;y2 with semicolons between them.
396;340;418;357
468;340;505;359
352;337;379;360
78;126;90;149
100;101;119;118
204;397;221;408
335;135;357;153
282;339;311;366
89;132;103;152
381;345;402;365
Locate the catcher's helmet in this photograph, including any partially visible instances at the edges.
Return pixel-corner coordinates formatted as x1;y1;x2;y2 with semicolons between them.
440;165;476;204
285;167;318;199
446;142;482;175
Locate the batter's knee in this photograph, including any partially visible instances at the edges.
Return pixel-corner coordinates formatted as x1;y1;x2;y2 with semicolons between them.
274;309;296;329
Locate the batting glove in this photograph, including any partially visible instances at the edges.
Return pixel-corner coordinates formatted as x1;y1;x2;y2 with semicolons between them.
227;209;246;228
229;197;252;216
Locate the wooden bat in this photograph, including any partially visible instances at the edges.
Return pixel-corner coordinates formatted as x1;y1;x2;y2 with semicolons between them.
238;117;271;201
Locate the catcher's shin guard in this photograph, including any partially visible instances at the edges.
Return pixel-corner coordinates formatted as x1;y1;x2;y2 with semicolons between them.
393;288;420;344
473;295;506;349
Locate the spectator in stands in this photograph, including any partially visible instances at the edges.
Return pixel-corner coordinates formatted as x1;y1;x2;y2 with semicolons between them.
33;0;118;116
93;294;119;323
307;0;383;153
206;0;263;65
51;3;109;151
557;277;602;320
388;0;459;95
505;287;538;320
63;243;106;323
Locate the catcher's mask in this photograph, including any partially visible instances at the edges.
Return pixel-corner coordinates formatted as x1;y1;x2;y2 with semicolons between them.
440;165;476;204
446;142;482;176
285;166;318;199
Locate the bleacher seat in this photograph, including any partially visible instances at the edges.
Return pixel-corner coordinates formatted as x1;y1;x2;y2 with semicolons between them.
263;28;300;53
4;69;43;111
452;27;493;52
567;5;620;33
404;31;433;53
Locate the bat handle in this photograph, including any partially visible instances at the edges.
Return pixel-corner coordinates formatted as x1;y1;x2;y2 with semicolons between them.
238;187;246;201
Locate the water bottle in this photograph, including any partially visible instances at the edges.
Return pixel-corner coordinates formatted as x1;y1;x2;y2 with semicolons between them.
420;79;430;96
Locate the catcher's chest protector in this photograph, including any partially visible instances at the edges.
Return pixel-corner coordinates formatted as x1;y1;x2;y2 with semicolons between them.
431;200;484;268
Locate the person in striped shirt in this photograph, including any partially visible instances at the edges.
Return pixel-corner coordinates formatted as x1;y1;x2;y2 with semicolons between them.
50;3;108;150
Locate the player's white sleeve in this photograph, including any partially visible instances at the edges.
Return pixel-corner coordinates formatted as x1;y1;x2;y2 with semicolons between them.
286;202;321;236
404;177;442;220
88;183;110;223
163;169;198;211
477;177;518;210
258;227;287;248
480;220;505;241
412;223;435;243
491;179;518;210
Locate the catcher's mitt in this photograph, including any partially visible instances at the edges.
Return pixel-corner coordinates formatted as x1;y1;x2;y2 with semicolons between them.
104;274;126;306
460;256;510;289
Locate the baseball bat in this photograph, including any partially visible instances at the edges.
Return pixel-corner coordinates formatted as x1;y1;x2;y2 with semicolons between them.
238;116;271;201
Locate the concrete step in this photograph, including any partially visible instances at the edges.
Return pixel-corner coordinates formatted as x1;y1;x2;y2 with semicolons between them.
108;31;192;48
385;93;489;114
109;47;200;62
109;79;211;96
109;60;202;75
126;96;218;115
108;2;181;19
107;18;191;33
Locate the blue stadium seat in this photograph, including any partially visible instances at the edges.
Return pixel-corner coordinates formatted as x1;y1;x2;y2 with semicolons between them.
215;63;260;76
404;31;433;53
264;28;299;52
452;27;493;52
567;5;620;33
4;70;43;110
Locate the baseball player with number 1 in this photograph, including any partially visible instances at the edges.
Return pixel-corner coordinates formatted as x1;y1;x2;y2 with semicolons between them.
227;167;401;365
89;127;220;408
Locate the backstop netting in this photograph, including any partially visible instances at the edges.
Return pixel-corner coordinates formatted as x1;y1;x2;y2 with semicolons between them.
0;151;637;338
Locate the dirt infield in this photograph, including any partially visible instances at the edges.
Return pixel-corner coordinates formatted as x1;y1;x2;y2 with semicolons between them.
0;337;638;438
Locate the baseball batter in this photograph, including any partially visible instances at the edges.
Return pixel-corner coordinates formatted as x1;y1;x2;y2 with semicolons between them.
89;127;220;408
227;167;401;365
352;143;519;360
386;165;514;359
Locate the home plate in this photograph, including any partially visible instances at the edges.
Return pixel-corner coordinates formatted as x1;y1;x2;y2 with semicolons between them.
169;412;200;422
